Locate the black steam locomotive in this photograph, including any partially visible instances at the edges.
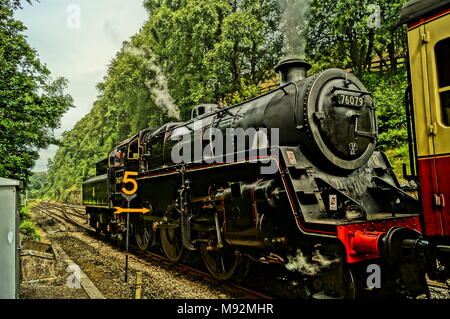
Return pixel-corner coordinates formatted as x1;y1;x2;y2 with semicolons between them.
82;59;445;298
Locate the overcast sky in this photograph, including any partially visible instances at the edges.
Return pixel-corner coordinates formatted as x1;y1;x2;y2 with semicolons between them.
14;0;148;172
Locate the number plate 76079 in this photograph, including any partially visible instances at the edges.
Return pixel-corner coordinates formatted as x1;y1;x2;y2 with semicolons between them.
336;94;364;108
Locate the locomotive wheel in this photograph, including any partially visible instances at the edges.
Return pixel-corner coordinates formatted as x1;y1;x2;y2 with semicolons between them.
200;244;240;281
342;266;357;299
160;227;184;262
233;256;251;283
134;222;154;251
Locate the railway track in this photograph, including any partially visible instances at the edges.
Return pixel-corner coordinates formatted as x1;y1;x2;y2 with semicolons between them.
33;201;272;299
41;202;87;220
33;201;449;299
35;202;90;231
427;278;450;290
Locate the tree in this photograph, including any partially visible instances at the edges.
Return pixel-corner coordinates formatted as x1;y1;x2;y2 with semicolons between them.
27;171;47;199
0;1;73;182
3;0;33;9
144;0;283;116
41;34;173;201
306;0;407;74
362;71;408;150
204;1;282;104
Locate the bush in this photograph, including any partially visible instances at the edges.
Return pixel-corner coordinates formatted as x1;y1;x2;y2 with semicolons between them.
19;205;40;240
19;220;40;240
20;205;30;219
361;70;408;151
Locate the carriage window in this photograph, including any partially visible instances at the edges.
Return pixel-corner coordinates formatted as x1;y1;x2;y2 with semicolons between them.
435;38;450;126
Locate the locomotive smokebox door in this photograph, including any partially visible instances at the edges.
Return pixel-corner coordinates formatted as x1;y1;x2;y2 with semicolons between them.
299;69;377;172
0;178;21;299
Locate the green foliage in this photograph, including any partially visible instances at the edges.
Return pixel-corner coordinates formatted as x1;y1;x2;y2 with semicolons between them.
0;2;73;183
385;145;409;182
351;70;409;178
306;0;407;75
362;70;409;151
20;205;30;219
19;205;40;240
2;0;33;9
19;220;40;240
41;34;173;201
144;0;282;115
27;172;47;199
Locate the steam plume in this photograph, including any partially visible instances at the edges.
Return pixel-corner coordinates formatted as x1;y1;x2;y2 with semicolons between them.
124;45;181;120
285;249;339;276
279;0;312;59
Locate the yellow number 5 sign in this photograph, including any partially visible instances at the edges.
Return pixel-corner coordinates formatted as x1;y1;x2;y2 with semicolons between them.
122;171;138;195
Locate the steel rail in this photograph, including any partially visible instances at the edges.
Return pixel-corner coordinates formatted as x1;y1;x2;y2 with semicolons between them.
33;201;272;299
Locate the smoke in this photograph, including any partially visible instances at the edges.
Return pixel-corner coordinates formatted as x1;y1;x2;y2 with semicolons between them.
124;45;181;120
103;14;121;44
279;0;312;59
150;64;181;120
285;249;339;276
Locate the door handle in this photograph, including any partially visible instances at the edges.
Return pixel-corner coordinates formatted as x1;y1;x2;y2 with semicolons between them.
434;193;446;209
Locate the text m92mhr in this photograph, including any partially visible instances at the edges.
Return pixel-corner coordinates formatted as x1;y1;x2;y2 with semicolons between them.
222;303;273;314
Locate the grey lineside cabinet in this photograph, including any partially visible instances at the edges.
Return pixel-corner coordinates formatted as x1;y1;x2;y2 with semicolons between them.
0;177;21;299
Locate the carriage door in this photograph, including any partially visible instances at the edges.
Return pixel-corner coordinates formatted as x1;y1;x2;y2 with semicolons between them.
420;15;450;236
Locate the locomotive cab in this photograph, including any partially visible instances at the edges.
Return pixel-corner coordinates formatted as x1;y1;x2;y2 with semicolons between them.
191;103;219;119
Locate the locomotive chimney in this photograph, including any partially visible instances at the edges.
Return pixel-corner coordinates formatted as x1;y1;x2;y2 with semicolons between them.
275;58;312;85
